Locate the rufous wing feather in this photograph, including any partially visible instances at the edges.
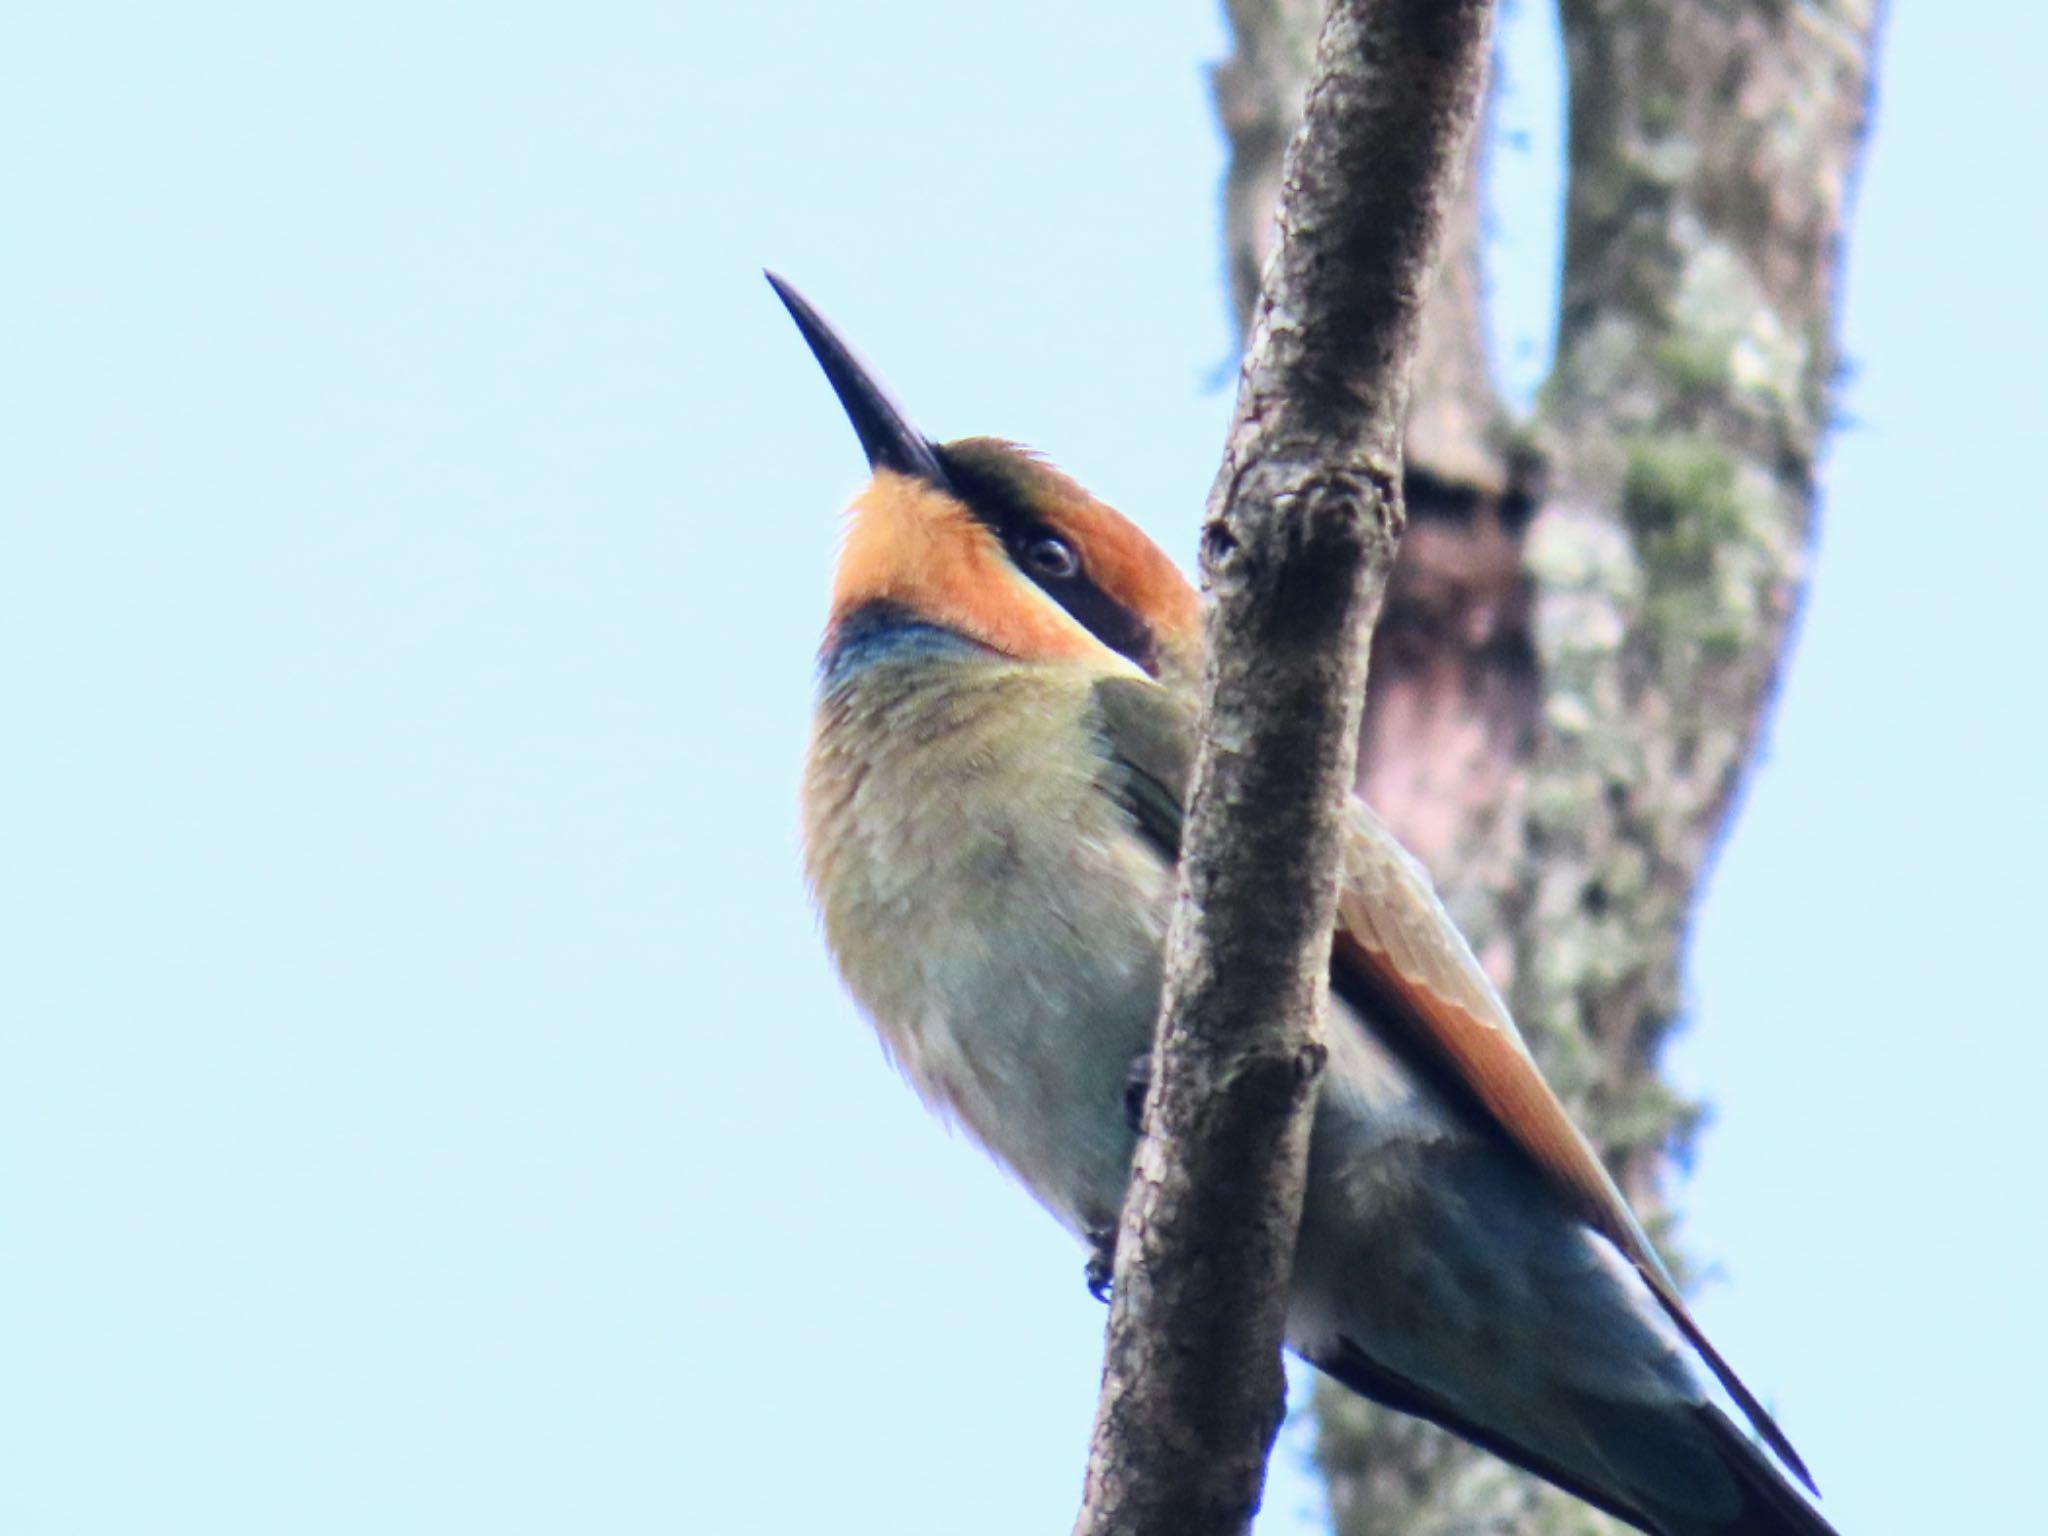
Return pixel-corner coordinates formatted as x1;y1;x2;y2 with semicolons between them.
1332;803;1813;1492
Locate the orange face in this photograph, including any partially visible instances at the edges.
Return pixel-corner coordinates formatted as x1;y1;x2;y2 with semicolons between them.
828;440;1202;683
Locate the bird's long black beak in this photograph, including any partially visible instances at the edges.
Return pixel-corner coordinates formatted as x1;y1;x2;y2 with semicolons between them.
766;271;956;493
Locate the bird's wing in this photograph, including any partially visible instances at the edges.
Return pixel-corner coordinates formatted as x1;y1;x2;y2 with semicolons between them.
1089;672;1194;856
1089;673;1812;1492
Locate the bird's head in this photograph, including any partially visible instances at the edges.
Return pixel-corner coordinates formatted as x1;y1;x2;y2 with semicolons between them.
769;274;1202;690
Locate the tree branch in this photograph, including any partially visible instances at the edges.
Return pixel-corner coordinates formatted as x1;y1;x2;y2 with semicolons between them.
1071;5;1495;1534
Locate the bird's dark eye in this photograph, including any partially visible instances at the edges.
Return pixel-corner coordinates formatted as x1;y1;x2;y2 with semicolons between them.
1019;530;1079;581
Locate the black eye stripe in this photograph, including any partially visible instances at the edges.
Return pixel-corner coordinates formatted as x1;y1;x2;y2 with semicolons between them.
1041;574;1157;675
934;445;1161;677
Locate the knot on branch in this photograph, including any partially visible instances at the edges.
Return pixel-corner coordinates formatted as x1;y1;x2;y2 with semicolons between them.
1276;469;1381;552
1206;458;1403;571
1200;516;1239;574
1259;455;1404;545
1205;459;1405;645
1221;1040;1329;1119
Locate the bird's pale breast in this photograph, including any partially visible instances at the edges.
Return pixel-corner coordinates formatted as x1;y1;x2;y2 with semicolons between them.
802;620;1169;1234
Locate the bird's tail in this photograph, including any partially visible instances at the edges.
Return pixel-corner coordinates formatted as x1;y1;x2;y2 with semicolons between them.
1640;1404;1841;1536
1319;1340;1841;1536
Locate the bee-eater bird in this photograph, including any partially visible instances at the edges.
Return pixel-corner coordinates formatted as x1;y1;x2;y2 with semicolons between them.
774;272;1837;1536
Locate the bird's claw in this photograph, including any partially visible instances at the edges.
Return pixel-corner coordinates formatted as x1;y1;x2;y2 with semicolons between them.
1085;1224;1117;1303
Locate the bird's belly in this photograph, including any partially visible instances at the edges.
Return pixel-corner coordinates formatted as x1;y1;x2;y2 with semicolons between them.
805;707;1173;1232
891;854;1168;1235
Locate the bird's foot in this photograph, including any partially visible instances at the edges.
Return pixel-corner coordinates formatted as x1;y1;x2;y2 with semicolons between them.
1085;1224;1117;1304
1085;1053;1154;1302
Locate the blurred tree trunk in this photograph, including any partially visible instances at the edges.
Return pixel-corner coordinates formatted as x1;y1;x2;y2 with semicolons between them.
1213;2;1882;1532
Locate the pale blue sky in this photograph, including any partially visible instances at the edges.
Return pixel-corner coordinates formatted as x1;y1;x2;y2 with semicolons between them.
3;4;2041;1534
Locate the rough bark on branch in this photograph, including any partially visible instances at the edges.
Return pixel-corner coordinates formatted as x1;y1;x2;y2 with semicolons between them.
1217;0;1507;492
1070;4;1495;1534
1214;2;1881;1534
